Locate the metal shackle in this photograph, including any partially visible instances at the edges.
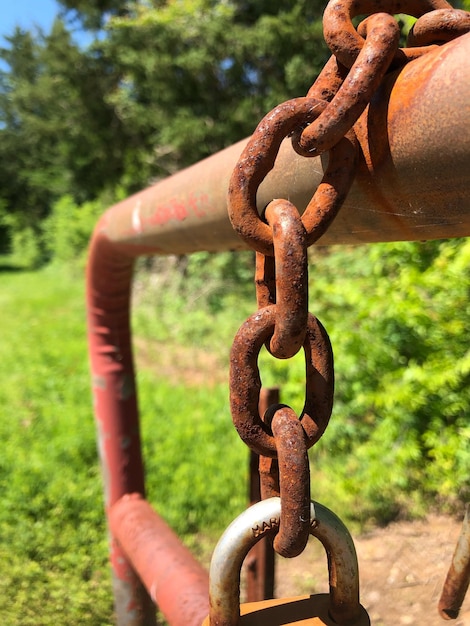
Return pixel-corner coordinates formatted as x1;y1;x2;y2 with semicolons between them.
207;497;368;625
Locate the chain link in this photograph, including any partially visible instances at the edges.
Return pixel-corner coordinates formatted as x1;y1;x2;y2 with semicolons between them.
230;310;334;458
228;98;357;256
258;200;308;360
269;406;311;558
227;0;470;559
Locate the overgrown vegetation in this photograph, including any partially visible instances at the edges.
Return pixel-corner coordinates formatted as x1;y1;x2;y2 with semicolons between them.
306;240;470;524
1;0;470;622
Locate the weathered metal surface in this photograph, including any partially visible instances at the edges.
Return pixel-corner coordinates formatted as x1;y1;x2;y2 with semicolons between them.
86;237;154;625
352;32;470;245
90;35;470;256
269;408;311;558
260;200;308;359
205;498;366;626
109;494;210;626
229;310;334;457
322;0;452;68
406;8;470;46
297;13;400;155
228;98;357;255
438;505;470;620
205;594;370;626
246;388;278;604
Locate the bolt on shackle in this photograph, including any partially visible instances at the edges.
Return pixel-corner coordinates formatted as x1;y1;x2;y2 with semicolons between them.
203;497;369;626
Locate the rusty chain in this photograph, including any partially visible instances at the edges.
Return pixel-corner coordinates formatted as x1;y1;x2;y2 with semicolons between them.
228;0;470;560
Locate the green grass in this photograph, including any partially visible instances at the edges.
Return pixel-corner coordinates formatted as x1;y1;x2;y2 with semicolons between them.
0;265;113;624
0;262;247;624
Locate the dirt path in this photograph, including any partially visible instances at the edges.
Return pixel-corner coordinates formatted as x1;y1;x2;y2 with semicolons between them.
274;514;469;625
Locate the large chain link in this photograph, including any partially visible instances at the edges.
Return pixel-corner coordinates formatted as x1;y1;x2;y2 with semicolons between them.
228;0;470;559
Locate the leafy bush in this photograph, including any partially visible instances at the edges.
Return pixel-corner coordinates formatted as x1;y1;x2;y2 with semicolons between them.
42;191;126;265
0;204;45;268
272;239;470;524
7;225;45;269
134;239;470;525
133;251;255;354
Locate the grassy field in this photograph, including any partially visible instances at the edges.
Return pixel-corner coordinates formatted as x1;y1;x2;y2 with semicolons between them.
0;262;248;624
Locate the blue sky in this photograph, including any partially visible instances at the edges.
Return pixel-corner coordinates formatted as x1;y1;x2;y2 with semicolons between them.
1;0;60;40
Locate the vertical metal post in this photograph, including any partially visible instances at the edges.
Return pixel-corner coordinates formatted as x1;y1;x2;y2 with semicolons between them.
245;387;278;602
87;237;157;626
439;504;470;620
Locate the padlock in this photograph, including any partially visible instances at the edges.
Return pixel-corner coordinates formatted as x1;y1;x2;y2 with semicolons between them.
202;497;370;625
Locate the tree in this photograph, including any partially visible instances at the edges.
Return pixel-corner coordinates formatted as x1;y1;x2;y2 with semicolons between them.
57;0;130;29
0;19;127;256
0;1;329;256
97;0;329;182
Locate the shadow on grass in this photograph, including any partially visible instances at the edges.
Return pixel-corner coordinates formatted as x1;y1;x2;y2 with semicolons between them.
0;263;24;273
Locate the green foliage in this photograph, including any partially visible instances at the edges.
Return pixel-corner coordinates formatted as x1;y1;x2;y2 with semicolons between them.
0;190;120;268
140;378;246;536
1;224;45;269
43;189;125;264
42;195;103;263
133;251;255;351
0;266;113;623
103;0;327;181
57;0;130;29
0;20;128;254
280;239;470;524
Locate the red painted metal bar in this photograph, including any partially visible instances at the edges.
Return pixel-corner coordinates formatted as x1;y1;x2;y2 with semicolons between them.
86;34;470;626
109;494;210;626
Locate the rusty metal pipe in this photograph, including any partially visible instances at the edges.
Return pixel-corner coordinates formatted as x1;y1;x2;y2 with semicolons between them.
109;494;210;626
94;33;470;255
246;387;278;603
438;504;470;620
87;34;470;625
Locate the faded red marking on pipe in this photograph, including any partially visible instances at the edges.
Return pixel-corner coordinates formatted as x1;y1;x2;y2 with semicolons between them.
112;191;212;241
146;199;188;226
144;192;210;226
143;193;208;226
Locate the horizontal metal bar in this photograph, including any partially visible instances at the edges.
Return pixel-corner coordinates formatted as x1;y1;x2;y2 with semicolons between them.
95;33;470;255
109;494;210;626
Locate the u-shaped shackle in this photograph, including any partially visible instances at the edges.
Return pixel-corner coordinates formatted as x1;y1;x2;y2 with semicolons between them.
208;497;364;625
